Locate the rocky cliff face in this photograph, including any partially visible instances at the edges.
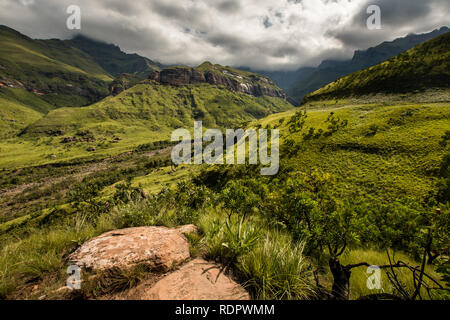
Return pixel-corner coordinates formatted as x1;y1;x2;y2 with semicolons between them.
149;64;286;99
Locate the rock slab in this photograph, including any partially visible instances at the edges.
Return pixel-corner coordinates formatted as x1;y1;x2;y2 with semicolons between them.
121;258;250;300
68;226;191;272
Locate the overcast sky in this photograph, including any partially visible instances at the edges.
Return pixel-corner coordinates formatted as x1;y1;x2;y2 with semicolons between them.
0;0;449;70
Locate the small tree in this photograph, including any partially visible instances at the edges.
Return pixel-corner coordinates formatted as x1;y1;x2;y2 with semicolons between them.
220;180;266;219
263;170;449;300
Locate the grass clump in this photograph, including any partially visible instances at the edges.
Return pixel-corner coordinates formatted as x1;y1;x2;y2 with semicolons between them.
0;214;117;299
238;231;316;300
335;249;445;300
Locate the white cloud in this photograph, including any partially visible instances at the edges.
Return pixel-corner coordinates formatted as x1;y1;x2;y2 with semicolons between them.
0;0;448;70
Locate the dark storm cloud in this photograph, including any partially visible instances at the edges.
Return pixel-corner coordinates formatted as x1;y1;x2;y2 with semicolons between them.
149;1;188;20
0;0;448;70
263;17;273;28
353;0;431;28
206;32;247;52
215;0;242;14
327;0;449;52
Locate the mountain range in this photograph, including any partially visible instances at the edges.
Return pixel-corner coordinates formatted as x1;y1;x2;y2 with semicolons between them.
0;25;293;140
1;21;450;301
1;24;449;143
256;26;449;103
304;31;450;102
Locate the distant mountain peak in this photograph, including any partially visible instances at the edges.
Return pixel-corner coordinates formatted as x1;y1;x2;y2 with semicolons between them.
68;34;161;77
71;34;121;50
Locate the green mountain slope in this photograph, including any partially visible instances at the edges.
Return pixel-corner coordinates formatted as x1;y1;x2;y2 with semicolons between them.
0;87;58;137
0;25;113;108
287;27;449;103
253;99;450;210
304;31;450;102
69;35;161;78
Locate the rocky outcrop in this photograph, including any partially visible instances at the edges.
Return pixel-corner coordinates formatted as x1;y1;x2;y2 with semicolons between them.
109;73;141;96
116;258;250;300
68;226;192;272
149;65;286;100
67;225;250;300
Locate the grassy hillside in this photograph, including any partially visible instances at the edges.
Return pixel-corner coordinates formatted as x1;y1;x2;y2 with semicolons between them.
0;26;448;302
24;81;292;137
0;91;42;138
0;87;59;137
258;100;449;203
304;32;450;102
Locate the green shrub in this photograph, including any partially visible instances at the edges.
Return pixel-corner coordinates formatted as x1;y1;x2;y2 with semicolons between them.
200;214;260;265
365;124;379;136
288;110;307;133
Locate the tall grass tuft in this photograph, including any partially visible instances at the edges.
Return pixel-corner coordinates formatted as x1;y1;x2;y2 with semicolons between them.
238;231;316;300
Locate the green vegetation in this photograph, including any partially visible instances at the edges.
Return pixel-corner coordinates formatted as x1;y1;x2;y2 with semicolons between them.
0;88;46;137
238;231;315;300
1;95;448;300
0;80;291;172
0;25;449;301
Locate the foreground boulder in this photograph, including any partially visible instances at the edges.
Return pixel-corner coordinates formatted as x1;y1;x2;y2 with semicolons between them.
117;258;250;300
68;226;192;272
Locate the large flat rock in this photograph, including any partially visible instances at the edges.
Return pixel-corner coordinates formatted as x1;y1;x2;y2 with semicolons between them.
68;226;191;272
119;258;250;300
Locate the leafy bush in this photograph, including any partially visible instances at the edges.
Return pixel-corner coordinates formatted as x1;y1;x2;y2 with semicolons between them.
324;112;348;136
288;110;307;133
220;180;265;218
